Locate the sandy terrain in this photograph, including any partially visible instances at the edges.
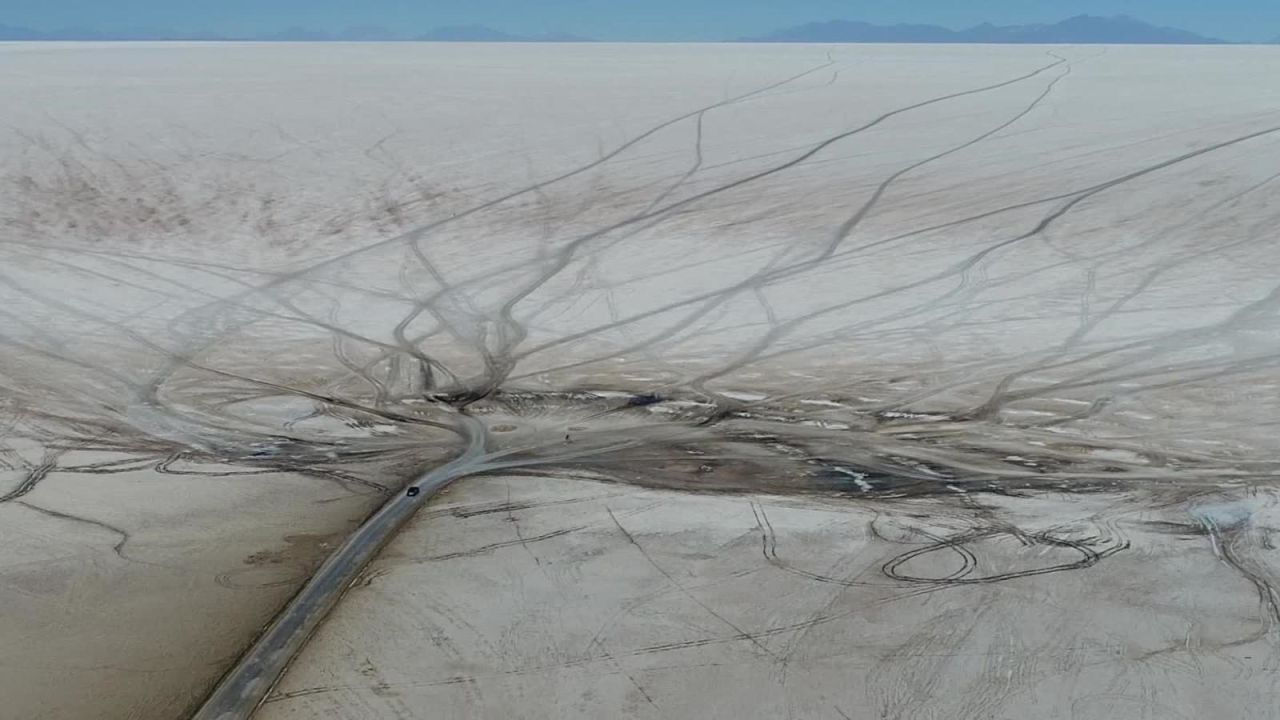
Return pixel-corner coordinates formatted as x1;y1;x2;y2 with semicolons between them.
0;454;381;720
2;41;1280;718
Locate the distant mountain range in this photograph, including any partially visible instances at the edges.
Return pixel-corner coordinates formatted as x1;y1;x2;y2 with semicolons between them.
0;15;1272;44
742;15;1228;44
0;23;222;40
416;25;591;42
0;22;591;42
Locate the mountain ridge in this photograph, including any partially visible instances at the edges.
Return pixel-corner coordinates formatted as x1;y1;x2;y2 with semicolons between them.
0;16;1262;44
0;22;591;42
742;15;1229;44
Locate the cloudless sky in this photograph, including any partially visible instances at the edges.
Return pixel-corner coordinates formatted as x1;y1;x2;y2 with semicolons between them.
2;0;1278;42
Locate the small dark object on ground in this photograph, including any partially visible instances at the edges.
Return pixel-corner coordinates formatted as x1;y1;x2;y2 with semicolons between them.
406;487;420;497
628;393;662;407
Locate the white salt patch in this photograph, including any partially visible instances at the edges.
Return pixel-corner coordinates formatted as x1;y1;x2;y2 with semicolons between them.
1089;448;1145;463
801;420;851;430
830;467;872;492
590;391;634;399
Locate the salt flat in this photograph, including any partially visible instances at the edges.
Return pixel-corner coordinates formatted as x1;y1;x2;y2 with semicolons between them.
2;42;1280;719
259;476;1280;720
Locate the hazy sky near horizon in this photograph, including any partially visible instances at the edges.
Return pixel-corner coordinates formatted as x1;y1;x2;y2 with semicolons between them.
2;0;1278;42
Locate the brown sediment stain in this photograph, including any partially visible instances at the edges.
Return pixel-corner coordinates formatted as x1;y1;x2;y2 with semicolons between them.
243;533;343;569
216;533;346;590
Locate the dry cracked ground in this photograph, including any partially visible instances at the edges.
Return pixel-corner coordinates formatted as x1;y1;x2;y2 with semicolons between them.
2;41;1280;719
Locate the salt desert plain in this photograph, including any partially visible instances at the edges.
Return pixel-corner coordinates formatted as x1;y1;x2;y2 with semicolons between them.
2;42;1280;719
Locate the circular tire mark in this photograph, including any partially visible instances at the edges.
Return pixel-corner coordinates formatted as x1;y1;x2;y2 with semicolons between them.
882;529;1105;585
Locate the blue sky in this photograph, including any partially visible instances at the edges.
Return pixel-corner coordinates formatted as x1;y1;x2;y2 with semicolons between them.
2;0;1277;42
